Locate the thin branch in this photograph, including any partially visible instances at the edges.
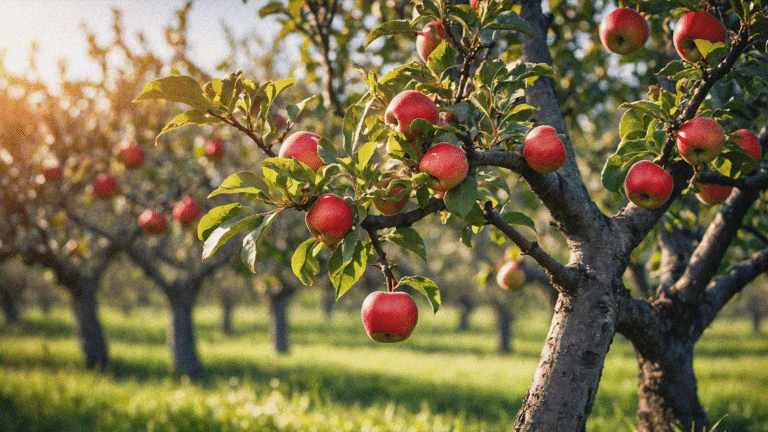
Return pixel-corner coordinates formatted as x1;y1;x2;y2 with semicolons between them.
360;196;446;231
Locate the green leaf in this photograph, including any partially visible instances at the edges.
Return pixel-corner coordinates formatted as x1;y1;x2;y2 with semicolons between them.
134;75;212;111
694;39;728;65
291;238;322;285
656;60;687;77
444;177;478;218
619;109;647;141
286;95;318;123
343;104;364;156
208;171;269;199
397;276;441;314
203;212;265;260
240;212;280;272
619;100;665;120
501;210;537;232
383;227;427;262
317;137;338;165
365;19;412;49
501;103;535;125
154;109;220;144
356;140;378;170
262;157;315;185
486;10;533;37
476;60;506;89
258;2;287;18
427;41;456;74
328;240;372;298
198;203;246;241
601;152;651;194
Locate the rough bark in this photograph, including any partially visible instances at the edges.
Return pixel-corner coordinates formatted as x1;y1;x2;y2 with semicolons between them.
167;290;201;377
71;281;109;369
269;291;292;354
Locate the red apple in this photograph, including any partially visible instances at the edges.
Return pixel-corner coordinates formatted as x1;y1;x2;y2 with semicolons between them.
271;113;287;130
173;196;202;226
91;174;119;200
384;90;439;142
676;117;724;166
673;11;727;63
470;0;480;9
117;141;145;169
373;179;409;215
694;182;733;205
361;291;419;343
523;125;567;174
418;143;469;192
624;160;674;209
41;160;63;182
138;208;168;234
305;193;354;247
599;8;649;55
496;261;526;291
732;129;762;173
204;139;225;159
416;21;448;64
278;131;325;172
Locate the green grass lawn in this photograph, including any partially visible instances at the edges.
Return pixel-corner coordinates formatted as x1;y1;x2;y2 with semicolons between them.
1;297;767;431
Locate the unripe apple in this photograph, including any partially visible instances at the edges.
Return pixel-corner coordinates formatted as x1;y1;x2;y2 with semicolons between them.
523;125;567;174
694;182;733;205
173;196;202;227
673;11;727;63
732;129;762;173
278;131;325;172
138;208;168;234
624;160;674;209
117;141;145;169
496;261;526;291
91;174;119;200
305;193;354;248
361;291;419;343
418;143;469;192
676;117;724;166
42;160;63;182
373;178;409;215
416;21;447;64
384;90;439;142
204;139;225;159
599;8;649;55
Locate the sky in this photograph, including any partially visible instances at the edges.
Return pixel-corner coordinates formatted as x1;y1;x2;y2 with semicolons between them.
0;0;281;87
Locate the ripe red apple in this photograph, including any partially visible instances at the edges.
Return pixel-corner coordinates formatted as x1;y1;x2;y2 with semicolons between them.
204;139;225;159
361;291;419;343
91;174;119;200
278;131;325;172
138;208;168;234
418;143;469;192
470;0;480;9
173;196;202;226
496;261;526;291
41;160;63;182
599;8;649;55
117;141;145;169
732;129;762;172
673;11;727;63
305;193;354;247
624;160;674;209
694;182;733;205
523;125;567;174
676;117;725;166
384;90;439;142
373;179;409;215
416;21;447;64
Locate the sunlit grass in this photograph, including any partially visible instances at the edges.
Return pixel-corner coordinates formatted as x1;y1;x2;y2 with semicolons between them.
2;300;768;431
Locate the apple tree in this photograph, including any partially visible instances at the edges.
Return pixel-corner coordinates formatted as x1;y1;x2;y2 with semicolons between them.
137;0;768;431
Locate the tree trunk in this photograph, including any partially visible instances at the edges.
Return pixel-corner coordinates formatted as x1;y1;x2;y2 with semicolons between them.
269;292;291;354
221;295;235;335
513;290;616;432
321;285;335;319
456;296;473;332
0;282;20;323
493;301;513;354
71;284;109;369
749;301;762;333
167;292;201;377
636;343;709;432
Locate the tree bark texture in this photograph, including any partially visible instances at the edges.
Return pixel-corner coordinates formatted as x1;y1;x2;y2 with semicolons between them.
71;282;109;369
167;291;201;377
269;291;291;354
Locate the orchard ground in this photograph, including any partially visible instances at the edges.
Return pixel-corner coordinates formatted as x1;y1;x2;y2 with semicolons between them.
2;294;768;432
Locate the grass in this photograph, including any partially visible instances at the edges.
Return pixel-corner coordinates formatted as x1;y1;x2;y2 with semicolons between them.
1;296;768;431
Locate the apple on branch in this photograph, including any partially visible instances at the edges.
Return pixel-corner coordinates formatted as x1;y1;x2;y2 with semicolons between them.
624;160;674;210
522;125;567;174
91;174;120;200
305;193;354;248
673;11;727;63
676;117;725;167
278;131;326;172
173;196;202;227
496;261;526;291
384;90;439;142
416;21;447;64
418;143;469;192
732;129;762;173
138;208;168;234
117;140;145;169
204;139;225;160
694;182;733;205
599;8;649;55
373;177;410;216
361;291;419;343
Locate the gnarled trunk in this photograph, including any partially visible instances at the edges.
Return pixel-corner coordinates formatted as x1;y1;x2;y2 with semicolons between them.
167;291;201;377
71;283;109;369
